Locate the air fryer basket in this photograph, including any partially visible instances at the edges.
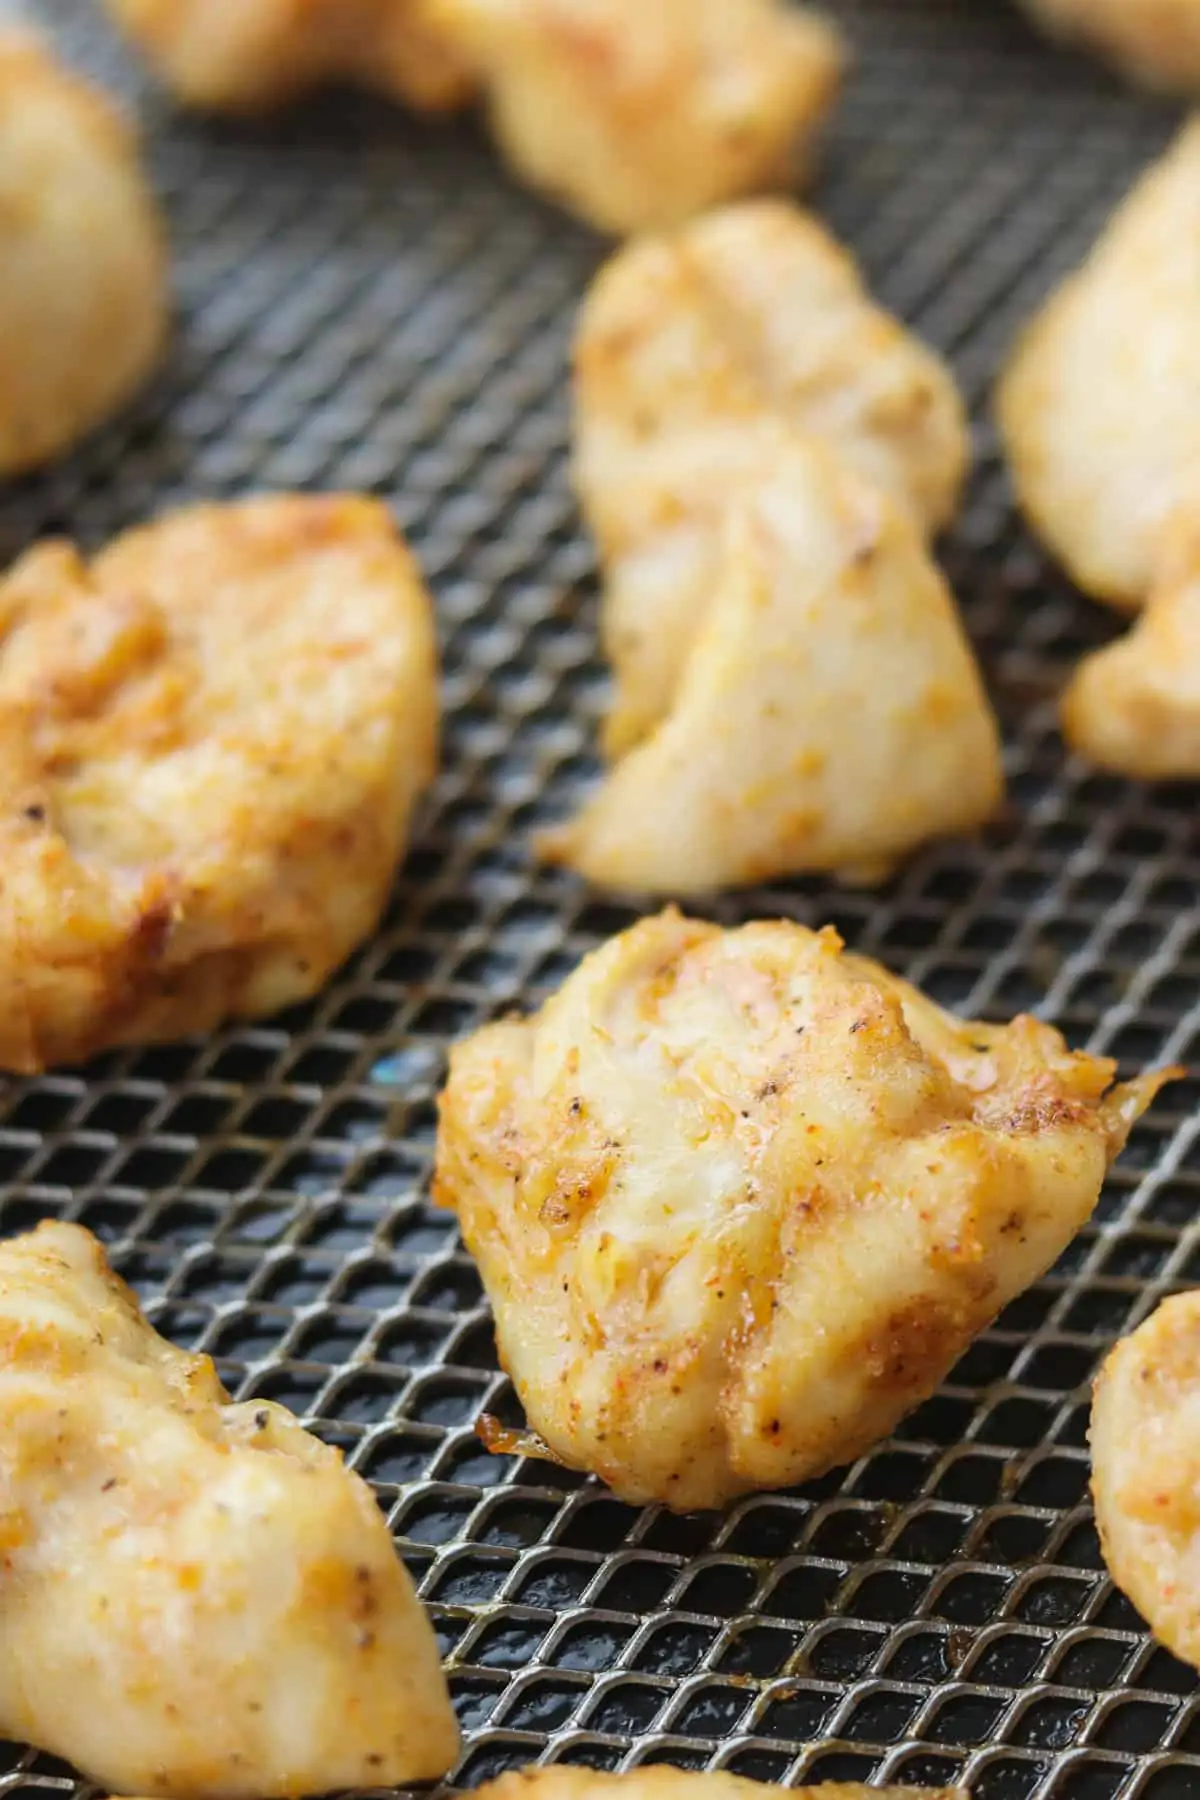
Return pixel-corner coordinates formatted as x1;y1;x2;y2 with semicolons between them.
3;2;1199;1796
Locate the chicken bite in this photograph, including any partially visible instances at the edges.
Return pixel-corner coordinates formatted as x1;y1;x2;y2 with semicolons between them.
435;910;1171;1511
1092;1290;1200;1672
0;1220;458;1797
998;121;1200;776
576;202;970;755
474;1771;965;1800
105;0;475;113
543;428;1002;892
0;33;168;476
543;202;996;890
426;0;845;235
0;494;438;1072
1016;0;1200;92
1063;508;1200;775
998;121;1200;615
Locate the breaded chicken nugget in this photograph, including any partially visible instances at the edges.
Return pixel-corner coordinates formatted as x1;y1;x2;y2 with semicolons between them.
0;33;168;476
428;0;845;234
106;0;475;113
0;495;438;1072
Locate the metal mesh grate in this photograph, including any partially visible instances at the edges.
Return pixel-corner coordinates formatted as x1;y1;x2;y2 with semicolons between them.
3;2;1200;1796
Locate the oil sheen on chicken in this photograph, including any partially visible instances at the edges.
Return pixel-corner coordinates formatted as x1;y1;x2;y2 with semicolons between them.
436;911;1172;1511
0;1221;458;1797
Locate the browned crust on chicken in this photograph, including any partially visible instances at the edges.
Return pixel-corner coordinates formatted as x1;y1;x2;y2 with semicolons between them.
436;910;1173;1510
0;494;438;1072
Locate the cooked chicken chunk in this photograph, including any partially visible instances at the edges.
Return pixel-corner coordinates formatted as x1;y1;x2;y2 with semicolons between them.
436;910;1170;1511
574;202;971;756
544;203;994;890
475;1771;965;1800
0;1220;457;1797
0;33;167;476
109;0;841;235
1017;0;1200;92
998;120;1200;614
542;428;1002;892
1092;1290;1200;1671
106;0;475;112
1063;508;1200;775
427;0;845;234
998;121;1200;776
0;494;438;1072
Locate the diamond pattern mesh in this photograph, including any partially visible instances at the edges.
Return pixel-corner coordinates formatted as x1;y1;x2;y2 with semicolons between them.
3;1;1199;1796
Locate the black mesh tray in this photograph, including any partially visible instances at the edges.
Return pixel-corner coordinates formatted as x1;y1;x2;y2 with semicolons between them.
4;3;1200;1797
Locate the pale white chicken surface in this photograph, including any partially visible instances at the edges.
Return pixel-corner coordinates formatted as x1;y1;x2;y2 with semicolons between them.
542;428;1002;893
1092;1290;1200;1672
574;202;971;755
106;0;475;112
435;910;1170;1511
0;1220;458;1797
1063;507;1200;775
475;1771;966;1800
998;120;1200;613
0;33;167;476
0;494;438;1072
426;0;845;234
1017;0;1200;92
546;201;992;891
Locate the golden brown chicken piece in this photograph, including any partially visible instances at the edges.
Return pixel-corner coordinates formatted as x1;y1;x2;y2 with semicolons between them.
0;33;167;476
475;1771;966;1800
0;494;438;1073
1063;508;1200;775
542;202;996;890
1017;0;1200;92
0;1220;458;1797
427;0;845;234
436;910;1172;1511
998;120;1200;615
105;0;475;112
999;121;1200;776
1092;1290;1200;1672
